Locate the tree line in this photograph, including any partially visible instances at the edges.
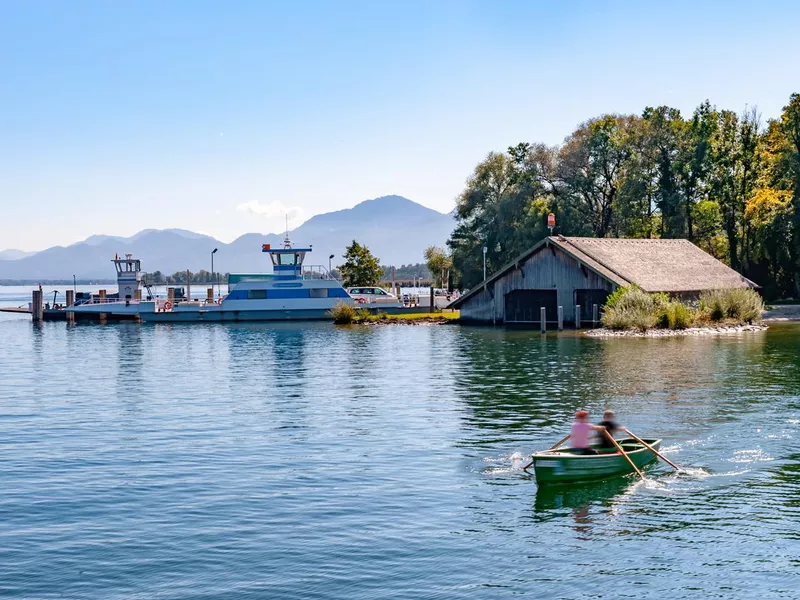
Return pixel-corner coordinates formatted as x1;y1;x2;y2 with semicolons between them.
142;270;229;284
448;94;800;299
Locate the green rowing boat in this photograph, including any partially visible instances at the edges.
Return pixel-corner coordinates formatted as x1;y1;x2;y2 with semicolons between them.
530;437;662;484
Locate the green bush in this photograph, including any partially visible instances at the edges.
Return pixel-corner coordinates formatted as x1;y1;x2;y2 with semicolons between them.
699;289;764;323
601;285;660;331
661;301;694;329
329;301;357;324
604;285;629;310
602;286;695;330
700;290;726;321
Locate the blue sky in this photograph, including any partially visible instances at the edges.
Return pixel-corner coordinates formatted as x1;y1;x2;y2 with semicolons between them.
1;0;798;251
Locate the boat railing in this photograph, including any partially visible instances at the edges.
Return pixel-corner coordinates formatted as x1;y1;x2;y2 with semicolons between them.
302;265;337;280
74;297;144;306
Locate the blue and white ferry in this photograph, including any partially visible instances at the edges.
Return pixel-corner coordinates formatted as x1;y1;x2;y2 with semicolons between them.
139;238;354;322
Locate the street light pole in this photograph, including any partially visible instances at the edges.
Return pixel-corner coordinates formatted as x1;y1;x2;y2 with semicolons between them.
211;248;218;299
482;246;487;281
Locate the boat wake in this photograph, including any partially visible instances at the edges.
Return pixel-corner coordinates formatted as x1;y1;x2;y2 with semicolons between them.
482;451;529;475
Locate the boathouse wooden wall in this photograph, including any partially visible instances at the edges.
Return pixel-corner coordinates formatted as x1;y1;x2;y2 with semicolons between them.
458;246;615;324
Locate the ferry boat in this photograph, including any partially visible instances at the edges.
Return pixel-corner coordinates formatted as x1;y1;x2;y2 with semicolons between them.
138;237;353;322
66;254;148;320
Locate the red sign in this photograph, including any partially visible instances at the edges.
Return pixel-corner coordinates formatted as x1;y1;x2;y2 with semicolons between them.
547;213;556;228
262;243;271;252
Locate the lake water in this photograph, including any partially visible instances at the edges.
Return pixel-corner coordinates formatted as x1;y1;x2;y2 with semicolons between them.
0;305;798;598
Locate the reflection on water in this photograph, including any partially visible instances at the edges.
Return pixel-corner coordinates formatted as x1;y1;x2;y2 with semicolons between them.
0;319;798;599
533;476;634;513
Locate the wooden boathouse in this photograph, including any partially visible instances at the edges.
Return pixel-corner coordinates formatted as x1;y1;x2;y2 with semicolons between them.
450;236;758;326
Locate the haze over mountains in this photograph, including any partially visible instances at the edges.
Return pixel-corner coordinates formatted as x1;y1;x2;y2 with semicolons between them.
0;196;455;280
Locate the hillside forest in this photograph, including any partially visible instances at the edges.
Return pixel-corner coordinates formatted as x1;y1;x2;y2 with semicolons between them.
448;93;800;299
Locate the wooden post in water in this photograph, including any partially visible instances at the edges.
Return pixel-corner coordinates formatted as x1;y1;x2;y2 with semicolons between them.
557;306;563;331
66;290;75;323
134;289;141;301
575;305;581;329
99;289;106;302
207;287;213;302
592;303;599;327
167;287;175;302
186;270;191;302
429;285;434;313
31;289;43;323
540;306;546;333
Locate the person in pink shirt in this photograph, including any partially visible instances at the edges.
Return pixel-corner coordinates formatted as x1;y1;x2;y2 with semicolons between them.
570;410;604;455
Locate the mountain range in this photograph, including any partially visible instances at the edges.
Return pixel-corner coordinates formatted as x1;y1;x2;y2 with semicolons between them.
0;196;455;280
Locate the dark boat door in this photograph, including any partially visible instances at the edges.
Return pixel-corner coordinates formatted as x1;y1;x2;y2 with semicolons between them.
504;290;557;324
576;289;610;322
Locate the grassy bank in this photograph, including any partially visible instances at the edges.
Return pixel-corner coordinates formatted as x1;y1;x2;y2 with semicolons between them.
601;286;764;332
328;302;459;325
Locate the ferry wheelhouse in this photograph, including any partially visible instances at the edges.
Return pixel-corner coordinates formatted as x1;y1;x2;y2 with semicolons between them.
139;238;353;322
66;254;146;320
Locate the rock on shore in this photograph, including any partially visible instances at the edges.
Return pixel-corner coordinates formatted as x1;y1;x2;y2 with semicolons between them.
586;324;768;338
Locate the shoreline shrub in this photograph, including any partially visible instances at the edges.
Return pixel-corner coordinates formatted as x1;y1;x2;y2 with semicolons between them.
699;289;764;324
329;301;357;324
601;285;660;331
661;300;694;329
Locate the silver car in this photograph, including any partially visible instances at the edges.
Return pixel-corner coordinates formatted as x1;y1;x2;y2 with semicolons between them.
346;286;403;307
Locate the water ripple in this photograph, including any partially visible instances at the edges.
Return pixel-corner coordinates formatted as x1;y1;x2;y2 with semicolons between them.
0;318;798;598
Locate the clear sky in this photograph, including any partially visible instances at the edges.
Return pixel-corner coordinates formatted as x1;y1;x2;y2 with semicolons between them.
1;0;799;251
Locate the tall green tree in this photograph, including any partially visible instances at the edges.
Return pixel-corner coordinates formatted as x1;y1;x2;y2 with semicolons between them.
642;106;686;238
558;115;635;237
423;246;453;289
679;101;717;240
339;240;383;287
778;94;800;294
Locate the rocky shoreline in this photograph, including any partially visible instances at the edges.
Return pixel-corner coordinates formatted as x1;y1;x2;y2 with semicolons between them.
586;324;768;338
359;316;456;326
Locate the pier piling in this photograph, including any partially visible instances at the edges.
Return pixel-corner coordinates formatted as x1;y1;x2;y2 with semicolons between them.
66;290;75;323
557;306;563;331
540;307;546;333
575;304;581;329
592;303;599;327
31;289;43;323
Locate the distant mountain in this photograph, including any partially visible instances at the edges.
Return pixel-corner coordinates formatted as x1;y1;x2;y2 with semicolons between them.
0;249;35;260
0;196;455;280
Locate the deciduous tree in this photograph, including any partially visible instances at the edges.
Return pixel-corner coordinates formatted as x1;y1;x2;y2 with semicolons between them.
339;240;383;287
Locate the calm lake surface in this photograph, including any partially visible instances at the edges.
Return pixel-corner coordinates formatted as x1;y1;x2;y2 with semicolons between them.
1;306;798;598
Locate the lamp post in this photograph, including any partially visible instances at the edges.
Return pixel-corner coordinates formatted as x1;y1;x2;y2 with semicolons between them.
482;246;487;281
211;248;218;299
329;254;334;279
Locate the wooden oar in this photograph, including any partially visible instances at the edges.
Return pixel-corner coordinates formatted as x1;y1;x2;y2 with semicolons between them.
522;434;571;473
603;430;645;480
548;433;571;451
623;428;680;471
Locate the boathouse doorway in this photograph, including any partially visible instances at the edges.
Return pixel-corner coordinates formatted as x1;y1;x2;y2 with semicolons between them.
503;289;557;324
576;289;610;322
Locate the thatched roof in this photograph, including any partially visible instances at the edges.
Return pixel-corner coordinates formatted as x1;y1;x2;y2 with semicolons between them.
556;237;758;293
451;236;757;308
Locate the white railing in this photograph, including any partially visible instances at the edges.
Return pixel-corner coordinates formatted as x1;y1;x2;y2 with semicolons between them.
74;297;144;306
302;265;337;280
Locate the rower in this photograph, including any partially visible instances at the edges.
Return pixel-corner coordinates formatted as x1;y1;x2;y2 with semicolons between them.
596;410;624;450
570;410;605;455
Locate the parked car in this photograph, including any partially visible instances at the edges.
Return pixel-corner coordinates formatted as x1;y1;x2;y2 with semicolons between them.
346;286;403;307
